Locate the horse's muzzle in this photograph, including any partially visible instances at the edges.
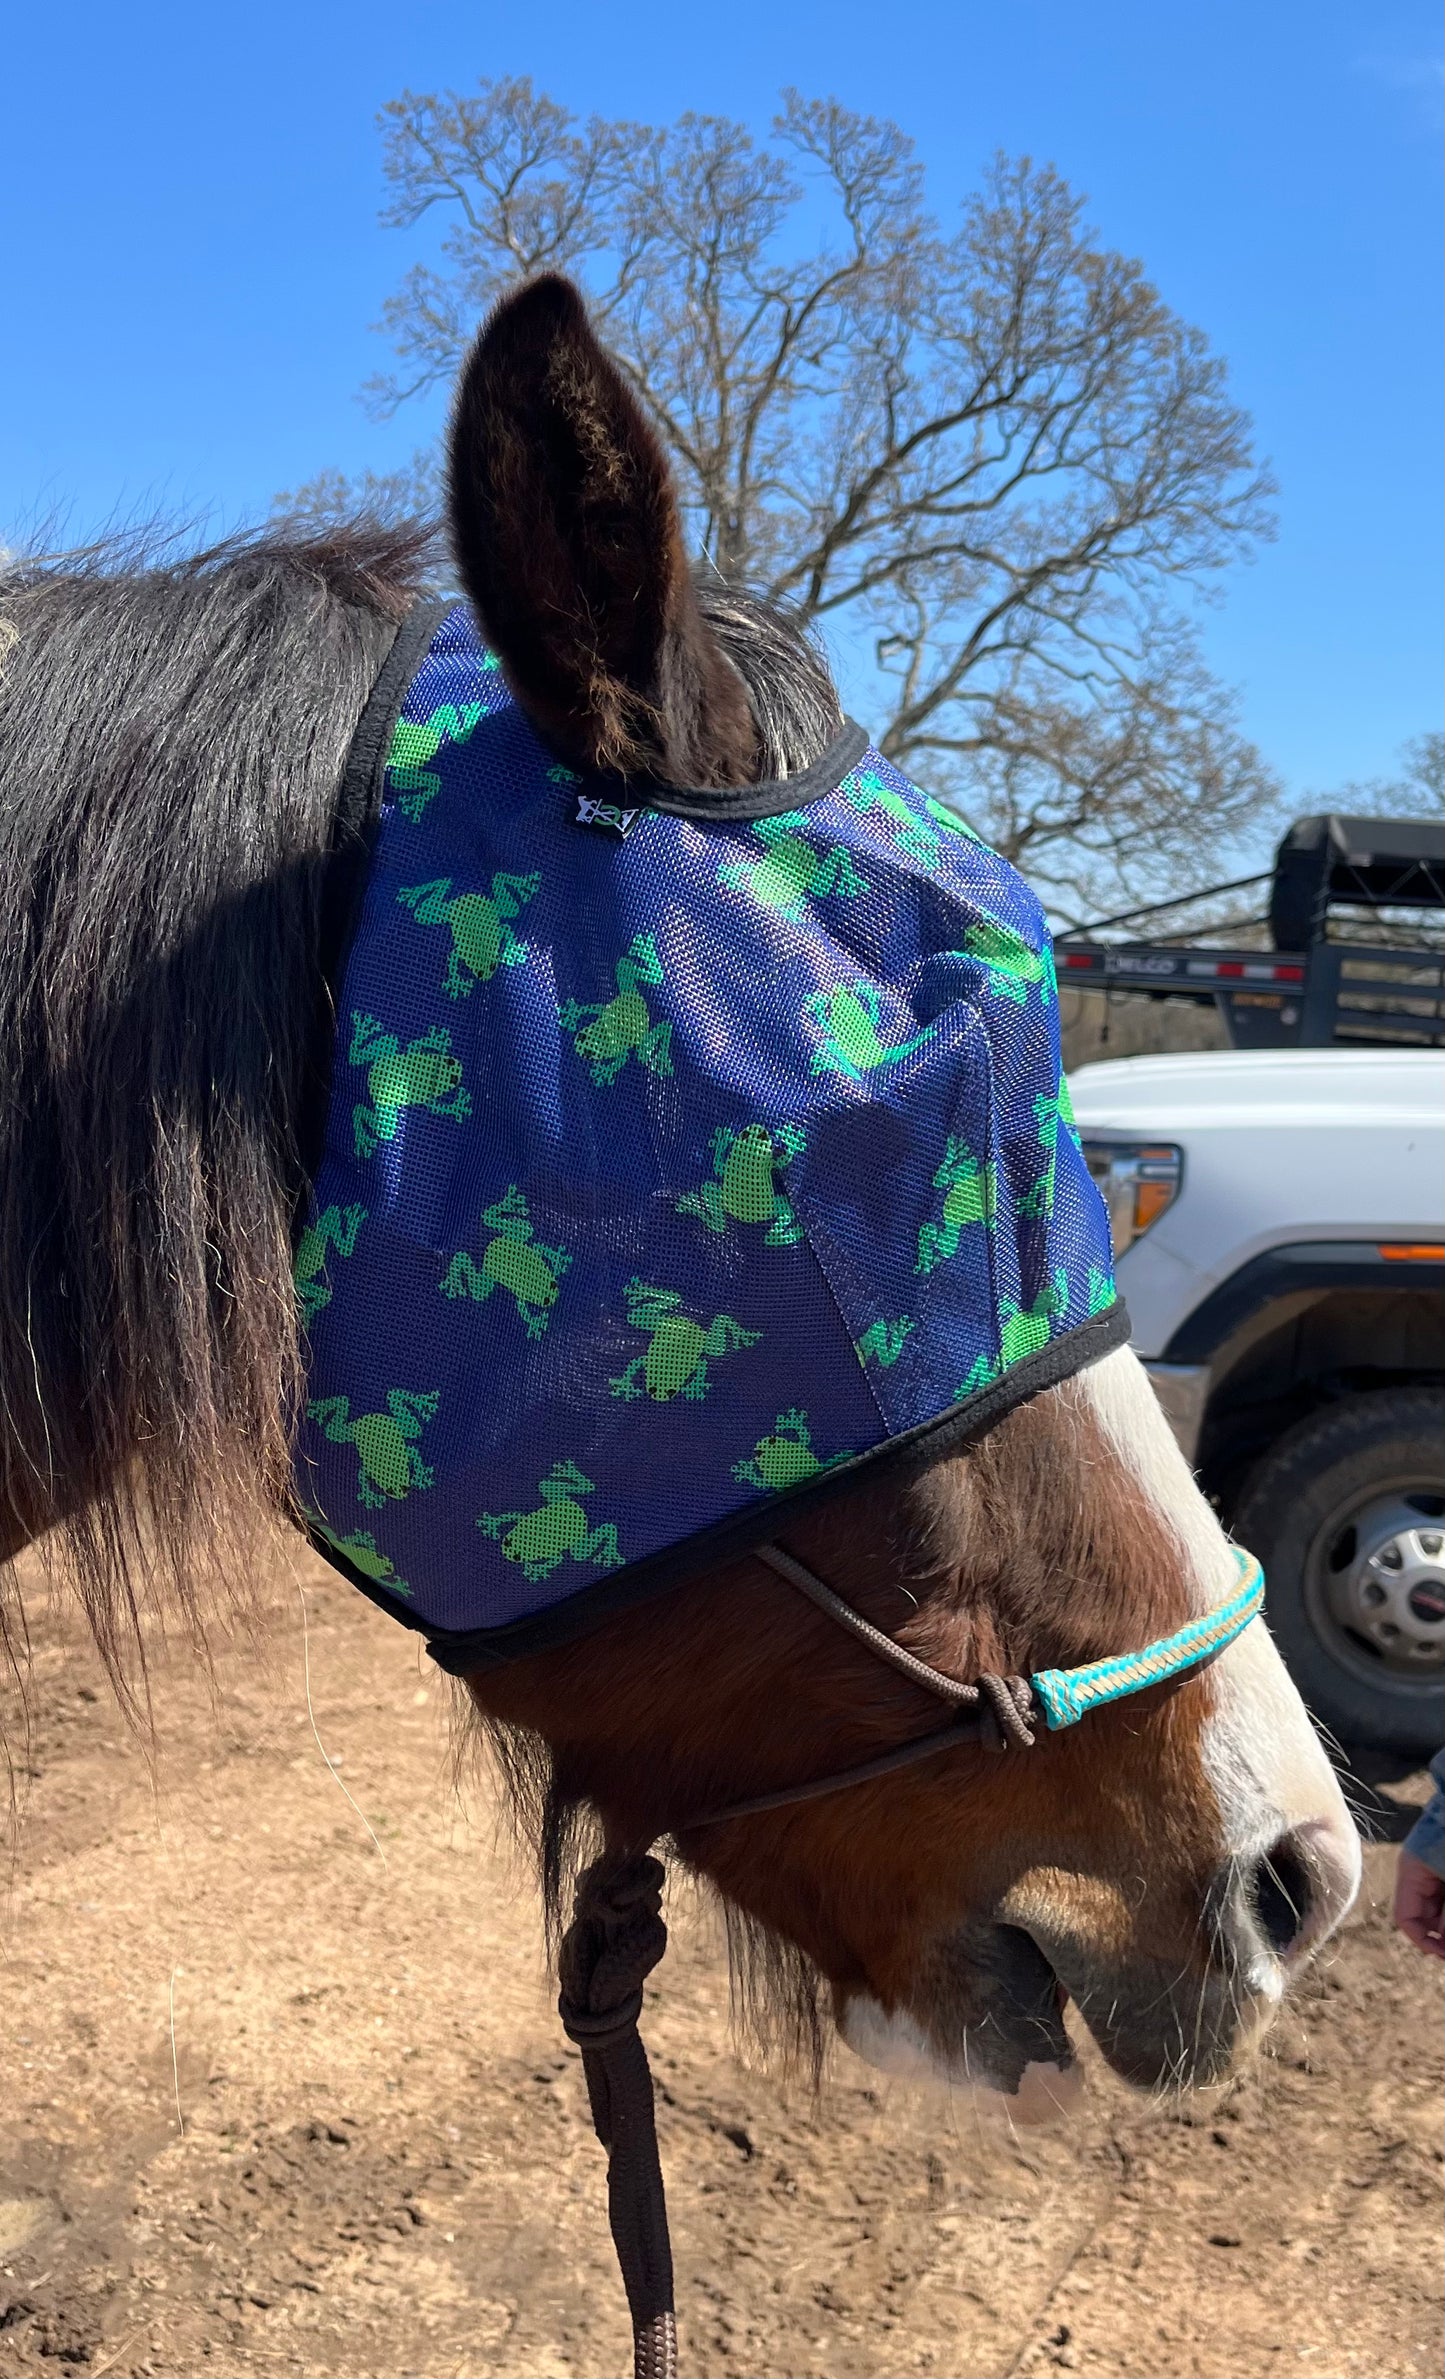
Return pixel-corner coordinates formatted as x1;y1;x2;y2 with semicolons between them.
1014;1821;1360;2092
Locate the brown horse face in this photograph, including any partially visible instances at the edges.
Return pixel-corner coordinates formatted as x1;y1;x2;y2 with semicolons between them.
448;279;1359;2110
669;1346;1360;2112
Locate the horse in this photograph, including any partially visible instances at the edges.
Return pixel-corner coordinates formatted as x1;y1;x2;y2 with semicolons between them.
0;274;1360;2372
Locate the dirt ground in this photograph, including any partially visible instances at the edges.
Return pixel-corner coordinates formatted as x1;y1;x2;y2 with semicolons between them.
0;1541;1440;2379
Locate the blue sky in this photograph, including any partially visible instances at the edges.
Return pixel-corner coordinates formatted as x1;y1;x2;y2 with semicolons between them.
3;1;1439;824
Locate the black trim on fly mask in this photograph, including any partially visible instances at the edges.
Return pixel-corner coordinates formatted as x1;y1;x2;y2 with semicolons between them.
631;716;871;821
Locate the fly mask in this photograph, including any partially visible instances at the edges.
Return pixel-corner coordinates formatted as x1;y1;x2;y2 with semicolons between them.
293;598;1127;1668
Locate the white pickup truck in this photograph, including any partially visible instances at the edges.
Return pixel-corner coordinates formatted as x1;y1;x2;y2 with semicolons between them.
1070;1046;1445;1754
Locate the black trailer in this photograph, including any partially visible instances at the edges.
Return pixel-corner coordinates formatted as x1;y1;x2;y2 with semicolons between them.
1056;813;1445;1050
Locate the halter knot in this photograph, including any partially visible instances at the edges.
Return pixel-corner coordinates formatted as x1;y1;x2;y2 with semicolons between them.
557;1853;668;2044
977;1670;1039;1749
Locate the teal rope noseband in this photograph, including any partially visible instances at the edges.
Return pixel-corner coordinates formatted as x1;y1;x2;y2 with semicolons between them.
684;1542;1267;1830
1031;1546;1265;1731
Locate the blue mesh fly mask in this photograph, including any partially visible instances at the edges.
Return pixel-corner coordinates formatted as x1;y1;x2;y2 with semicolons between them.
293;596;1263;1761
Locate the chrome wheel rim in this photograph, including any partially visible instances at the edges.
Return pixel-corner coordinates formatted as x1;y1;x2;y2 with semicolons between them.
1303;1476;1445;1694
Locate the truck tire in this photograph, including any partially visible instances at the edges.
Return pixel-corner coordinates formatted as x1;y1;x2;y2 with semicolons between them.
1234;1388;1445;1757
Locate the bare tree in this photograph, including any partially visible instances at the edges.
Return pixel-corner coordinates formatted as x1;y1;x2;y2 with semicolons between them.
272;449;439;532
1323;730;1443;819
305;78;1282;921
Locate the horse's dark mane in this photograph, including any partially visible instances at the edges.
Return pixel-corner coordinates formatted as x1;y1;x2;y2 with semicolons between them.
0;502;844;2050
0;515;438;1690
692;574;842;779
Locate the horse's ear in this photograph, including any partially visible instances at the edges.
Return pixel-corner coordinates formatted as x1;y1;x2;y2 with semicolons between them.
447;274;758;786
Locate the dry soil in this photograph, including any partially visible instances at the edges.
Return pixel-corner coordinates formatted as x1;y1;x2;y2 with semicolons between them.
0;1541;1440;2379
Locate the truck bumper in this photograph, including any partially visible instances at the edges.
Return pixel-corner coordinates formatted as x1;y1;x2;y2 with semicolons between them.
1143;1361;1211;1465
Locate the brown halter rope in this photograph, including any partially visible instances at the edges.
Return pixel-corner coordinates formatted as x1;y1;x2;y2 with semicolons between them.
554;1538;1050;2379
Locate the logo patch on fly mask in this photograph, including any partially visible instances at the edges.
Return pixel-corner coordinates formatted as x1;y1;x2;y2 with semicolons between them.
575;793;643;837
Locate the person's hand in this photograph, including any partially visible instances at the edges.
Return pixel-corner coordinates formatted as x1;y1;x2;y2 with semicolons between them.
1392;1848;1445;1958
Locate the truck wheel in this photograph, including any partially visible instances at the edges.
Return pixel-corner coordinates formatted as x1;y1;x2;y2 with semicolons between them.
1233;1388;1445;1757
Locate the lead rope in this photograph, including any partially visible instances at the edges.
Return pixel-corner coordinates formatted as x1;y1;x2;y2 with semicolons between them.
557;1852;678;2379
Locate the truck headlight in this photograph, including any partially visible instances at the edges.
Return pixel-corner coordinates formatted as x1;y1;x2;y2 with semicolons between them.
1080;1139;1183;1258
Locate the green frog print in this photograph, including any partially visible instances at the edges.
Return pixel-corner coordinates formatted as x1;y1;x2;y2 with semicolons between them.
1087;1265;1114;1317
397;872;541;998
306;1513;413;1599
478;1459;623;1585
805;984;936;1082
609;1279;761;1403
856;1317;915;1369
963;916;1056;1006
441;1185;572;1338
915;1138;999;1275
674;1122;807;1245
558;932;674;1087
306;1388;439;1509
348;1014;472;1158
1017;1083;1078;1222
718;813;866;922
732;1408;853;1492
955;1271;1067;1394
839;768;942;868
293;1203;367;1323
386;699;492;823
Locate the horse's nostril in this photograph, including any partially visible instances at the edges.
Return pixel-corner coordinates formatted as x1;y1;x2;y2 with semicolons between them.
1249;1837;1313;1957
